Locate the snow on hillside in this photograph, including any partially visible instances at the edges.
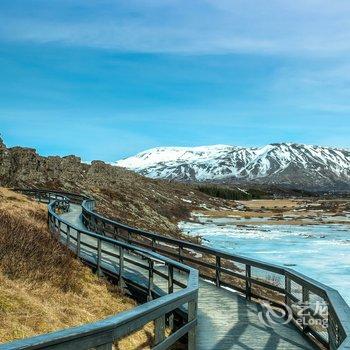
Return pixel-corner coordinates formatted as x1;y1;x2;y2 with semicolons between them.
114;143;350;190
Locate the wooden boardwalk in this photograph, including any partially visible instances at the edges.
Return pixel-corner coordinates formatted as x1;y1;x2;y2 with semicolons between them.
61;205;316;350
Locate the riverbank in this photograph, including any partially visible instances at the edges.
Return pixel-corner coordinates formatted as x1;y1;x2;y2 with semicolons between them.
193;198;350;226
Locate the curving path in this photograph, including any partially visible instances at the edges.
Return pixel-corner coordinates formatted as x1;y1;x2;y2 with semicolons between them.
60;204;316;350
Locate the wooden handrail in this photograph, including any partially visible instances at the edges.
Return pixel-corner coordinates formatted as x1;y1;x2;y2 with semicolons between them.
2;190;199;350
80;192;350;350
9;188;350;350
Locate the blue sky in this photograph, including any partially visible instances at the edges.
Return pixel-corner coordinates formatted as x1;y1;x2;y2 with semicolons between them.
0;0;350;161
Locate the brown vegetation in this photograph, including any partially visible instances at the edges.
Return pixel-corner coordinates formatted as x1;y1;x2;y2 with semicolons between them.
195;198;350;225
0;188;153;348
0;142;231;239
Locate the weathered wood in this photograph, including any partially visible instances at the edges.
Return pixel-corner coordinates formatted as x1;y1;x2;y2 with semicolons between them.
196;278;315;350
245;264;251;301
154;315;166;345
302;286;310;333
118;246;124;289
285;275;291;307
57;220;62;239
179;244;184;263
167;264;175;330
168;265;174;294
76;231;81;257
148;258;154;301
215;256;221;287
97;238;102;276
66;226;71;245
188;299;197;350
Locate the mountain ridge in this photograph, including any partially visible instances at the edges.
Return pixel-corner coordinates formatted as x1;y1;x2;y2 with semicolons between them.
114;143;350;192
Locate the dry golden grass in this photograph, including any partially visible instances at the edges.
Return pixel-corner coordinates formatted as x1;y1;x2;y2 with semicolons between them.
237;199;300;210
196;199;300;219
196;196;350;225
197;209;273;218
0;188;153;349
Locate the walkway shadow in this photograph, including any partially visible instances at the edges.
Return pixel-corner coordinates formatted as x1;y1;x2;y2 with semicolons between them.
197;281;315;350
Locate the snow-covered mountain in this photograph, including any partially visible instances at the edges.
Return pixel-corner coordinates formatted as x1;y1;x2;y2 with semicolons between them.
114;143;350;191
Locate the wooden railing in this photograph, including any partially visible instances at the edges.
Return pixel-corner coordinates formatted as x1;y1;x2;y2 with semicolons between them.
81;193;350;350
2;189;199;350
5;189;350;350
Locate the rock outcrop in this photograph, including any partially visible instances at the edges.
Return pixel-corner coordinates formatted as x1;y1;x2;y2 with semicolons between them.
0;141;223;236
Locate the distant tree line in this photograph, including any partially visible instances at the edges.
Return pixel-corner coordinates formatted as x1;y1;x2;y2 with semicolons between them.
196;183;320;200
196;184;262;200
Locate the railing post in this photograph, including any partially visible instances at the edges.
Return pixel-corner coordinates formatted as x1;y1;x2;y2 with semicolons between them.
285;274;291;307
77;231;81;257
118;247;124;290
93;217;98;232
154;315;166;345
215;256;221;287
148;258;154;301
97;238;102;276
152;238;156;251
245;264;251;301
168;265;174;294
302;286;310;332
92;217;96;231
179;244;184;263
91;217;95;229
167;265;174;329
188;299;197;350
328;310;334;349
328;310;340;350
114;226;118;238
57;220;61;238
66;226;71;246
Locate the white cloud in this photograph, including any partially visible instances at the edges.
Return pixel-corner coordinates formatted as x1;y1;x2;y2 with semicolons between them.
1;1;350;56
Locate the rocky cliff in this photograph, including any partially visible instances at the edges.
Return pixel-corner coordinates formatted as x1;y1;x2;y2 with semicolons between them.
0;139;224;236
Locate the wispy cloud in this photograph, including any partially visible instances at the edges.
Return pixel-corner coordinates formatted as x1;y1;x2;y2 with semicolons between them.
267;61;350;115
1;0;350;56
1;0;350;157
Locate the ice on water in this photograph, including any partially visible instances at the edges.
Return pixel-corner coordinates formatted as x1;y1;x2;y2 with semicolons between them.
179;220;350;304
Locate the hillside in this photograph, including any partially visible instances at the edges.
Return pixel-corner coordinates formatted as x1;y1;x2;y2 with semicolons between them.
0;139;228;238
0;188;153;348
115;143;350;192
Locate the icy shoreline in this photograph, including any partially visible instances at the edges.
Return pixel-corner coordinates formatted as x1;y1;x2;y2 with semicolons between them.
179;220;350;305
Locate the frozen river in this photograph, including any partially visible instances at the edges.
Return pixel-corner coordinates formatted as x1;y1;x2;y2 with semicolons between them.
179;219;350;305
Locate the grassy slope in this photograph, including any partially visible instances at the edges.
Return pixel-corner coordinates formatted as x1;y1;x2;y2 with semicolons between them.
0;188;153;348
